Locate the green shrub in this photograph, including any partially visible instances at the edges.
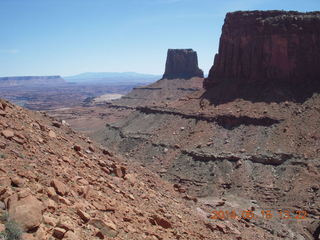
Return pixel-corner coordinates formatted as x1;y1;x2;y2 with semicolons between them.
0;213;22;240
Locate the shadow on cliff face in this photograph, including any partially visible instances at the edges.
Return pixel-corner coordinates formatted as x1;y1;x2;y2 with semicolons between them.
201;79;320;105
202;11;320;105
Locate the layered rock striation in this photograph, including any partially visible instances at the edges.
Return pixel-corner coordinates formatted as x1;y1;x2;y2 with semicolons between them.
163;49;204;79
204;11;320;89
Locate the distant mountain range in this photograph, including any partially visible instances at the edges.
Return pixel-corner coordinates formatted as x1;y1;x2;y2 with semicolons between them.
64;72;161;84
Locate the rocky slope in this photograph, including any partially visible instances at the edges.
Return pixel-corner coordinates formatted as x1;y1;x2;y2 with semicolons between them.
91;10;320;239
111;77;203;107
0;98;279;240
0;76;65;87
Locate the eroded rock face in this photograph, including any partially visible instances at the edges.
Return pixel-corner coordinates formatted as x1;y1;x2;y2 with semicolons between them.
204;11;320;89
162;49;204;79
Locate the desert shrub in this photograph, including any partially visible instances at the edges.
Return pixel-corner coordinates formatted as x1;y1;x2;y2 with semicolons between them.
0;213;22;240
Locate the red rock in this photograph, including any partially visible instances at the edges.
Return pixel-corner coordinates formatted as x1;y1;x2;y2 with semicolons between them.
204;11;320;90
21;233;36;240
0;141;6;149
73;145;81;152
0;101;7;110
149;215;172;229
76;209;90;223
2;129;14;139
43;215;57;226
56;216;74;231
90;218;118;238
48;130;56;138
51;179;68;196
58;196;71;205
64;231;78;240
92;201;106;211
88;145;95;152
52;121;62;128
44;198;56;211
18;188;31;198
101;148;113;157
13;136;25;145
162;49;204;79
113;165;126;178
52;227;67;239
47;186;57;197
183;195;198;202
11;177;25;187
8;195;43;232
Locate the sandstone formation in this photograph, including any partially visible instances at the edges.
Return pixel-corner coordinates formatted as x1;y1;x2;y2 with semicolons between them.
103;49;204;108
163;49;204;79
0;76;65;87
84;10;320;239
204;11;320;91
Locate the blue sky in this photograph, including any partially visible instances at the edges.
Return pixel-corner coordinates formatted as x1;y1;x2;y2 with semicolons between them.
0;0;319;77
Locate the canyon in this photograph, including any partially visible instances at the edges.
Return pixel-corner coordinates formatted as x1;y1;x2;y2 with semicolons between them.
66;10;319;239
0;9;320;240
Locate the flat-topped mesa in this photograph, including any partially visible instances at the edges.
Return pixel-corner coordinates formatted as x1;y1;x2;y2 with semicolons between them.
162;49;204;79
204;10;320;89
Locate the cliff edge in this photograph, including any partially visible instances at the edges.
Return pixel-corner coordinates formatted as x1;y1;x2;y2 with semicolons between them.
204;10;320;102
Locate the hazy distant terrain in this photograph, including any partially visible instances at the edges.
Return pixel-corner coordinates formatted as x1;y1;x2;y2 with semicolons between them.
64;72;161;84
0;75;65;87
0;72;161;110
0;83;135;110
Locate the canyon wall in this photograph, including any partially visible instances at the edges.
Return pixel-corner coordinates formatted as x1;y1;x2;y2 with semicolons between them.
204;11;320;89
163;49;204;79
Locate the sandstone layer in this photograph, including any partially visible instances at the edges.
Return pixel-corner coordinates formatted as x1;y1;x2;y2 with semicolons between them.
204;11;320;102
163;49;204;80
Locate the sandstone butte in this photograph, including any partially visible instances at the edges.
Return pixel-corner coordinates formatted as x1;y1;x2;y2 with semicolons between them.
204;10;320;90
108;49;204;108
162;49;204;80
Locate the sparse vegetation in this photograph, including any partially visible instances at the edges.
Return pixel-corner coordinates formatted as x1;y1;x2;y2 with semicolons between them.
0;213;22;240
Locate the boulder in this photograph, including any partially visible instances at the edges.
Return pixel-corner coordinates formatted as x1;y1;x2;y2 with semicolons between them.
50;179;68;196
2;129;14;139
8;195;43;232
149;215;172;229
90;217;118;238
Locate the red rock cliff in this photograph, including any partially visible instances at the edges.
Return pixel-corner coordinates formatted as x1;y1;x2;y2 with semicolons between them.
163;49;204;79
204;11;320;89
